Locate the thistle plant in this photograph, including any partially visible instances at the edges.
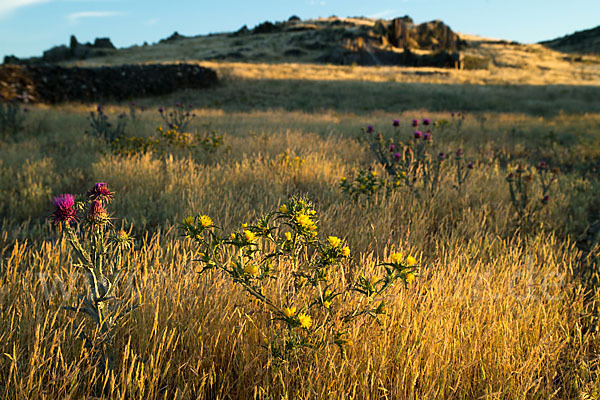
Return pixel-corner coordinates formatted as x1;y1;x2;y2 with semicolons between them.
452;148;474;194
158;102;195;131
111;125;225;157
50;182;137;373
86;105;127;143
0;95;26;138
506;161;559;229
182;196;419;359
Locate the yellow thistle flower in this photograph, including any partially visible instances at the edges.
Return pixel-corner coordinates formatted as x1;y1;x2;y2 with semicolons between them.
390;252;403;264
182;216;194;226
342;246;350;257
406;273;416;284
328;236;341;248
406;255;418;266
243;264;259;276
283;306;296;317
279;204;288;213
199;215;213;228
284;232;292;241
296;213;312;229
244;230;256;242
298;313;312;329
323;300;332;309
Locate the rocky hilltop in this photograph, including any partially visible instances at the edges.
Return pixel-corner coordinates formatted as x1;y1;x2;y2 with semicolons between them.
540;25;600;55
4;15;466;69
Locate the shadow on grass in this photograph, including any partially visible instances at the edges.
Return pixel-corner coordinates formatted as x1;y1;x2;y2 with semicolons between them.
179;78;600;116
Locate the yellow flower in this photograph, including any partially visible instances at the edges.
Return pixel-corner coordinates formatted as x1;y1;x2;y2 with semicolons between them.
309;209;316;215
406;273;416;284
244;264;259;276
341;177;347;182
230;233;236;239
328;236;341;248
244;230;256;242
323;300;332;309
406;255;418;266
283;306;296;317
298;313;312;329
296;213;312;229
342;246;350;257
242;223;248;228
359;184;366;190
401;171;407;178
199;215;213;228
279;204;288;213
284;232;292;241
182;216;194;226
324;289;332;297
371;171;377;176
390;252;403;264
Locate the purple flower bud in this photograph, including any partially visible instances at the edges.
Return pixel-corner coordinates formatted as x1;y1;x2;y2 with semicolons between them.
97;105;102;112
367;125;374;134
158;107;164;113
413;130;422;139
451;112;455;117
537;161;548;170
394;152;402;161
467;162;474;169
389;144;395;152
412;119;418;127
456;148;463;157
393;119;400;127
438;152;446;160
424;131;431;141
88;200;108;220
87;182;114;203
541;195;550;204
423;118;431;126
51;194;77;225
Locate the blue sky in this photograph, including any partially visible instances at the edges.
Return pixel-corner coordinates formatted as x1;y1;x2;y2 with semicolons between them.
1;0;599;60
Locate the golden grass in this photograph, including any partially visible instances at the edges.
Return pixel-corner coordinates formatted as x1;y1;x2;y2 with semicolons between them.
0;71;600;398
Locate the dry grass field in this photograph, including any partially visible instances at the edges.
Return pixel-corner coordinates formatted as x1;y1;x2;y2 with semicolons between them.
1;20;600;399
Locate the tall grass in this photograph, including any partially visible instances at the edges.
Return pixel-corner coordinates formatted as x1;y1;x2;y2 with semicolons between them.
0;80;599;398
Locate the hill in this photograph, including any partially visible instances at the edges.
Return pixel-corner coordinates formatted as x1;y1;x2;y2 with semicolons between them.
540;25;600;55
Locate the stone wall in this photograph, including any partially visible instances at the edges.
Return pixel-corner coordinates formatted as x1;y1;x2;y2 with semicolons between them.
0;63;218;103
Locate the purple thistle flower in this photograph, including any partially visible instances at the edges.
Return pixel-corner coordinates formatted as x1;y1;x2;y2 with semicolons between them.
411;119;418;127
537;161;548;170
423;118;431;126
87;182;114;203
97;105;103;112
394;152;402;161
456;148;464;158
541;195;550;204
52;194;77;225
367;125;374;134
389;144;396;152
413;130;422;139
393;119;400;127
438;152;446;160
158;107;164;113
424;131;431;141
467;162;474;169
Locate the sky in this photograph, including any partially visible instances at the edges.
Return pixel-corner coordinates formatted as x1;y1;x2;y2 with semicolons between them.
1;0;599;60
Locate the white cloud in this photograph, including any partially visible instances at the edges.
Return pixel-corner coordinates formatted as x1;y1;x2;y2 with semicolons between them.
368;9;406;19
0;0;51;18
67;10;124;23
